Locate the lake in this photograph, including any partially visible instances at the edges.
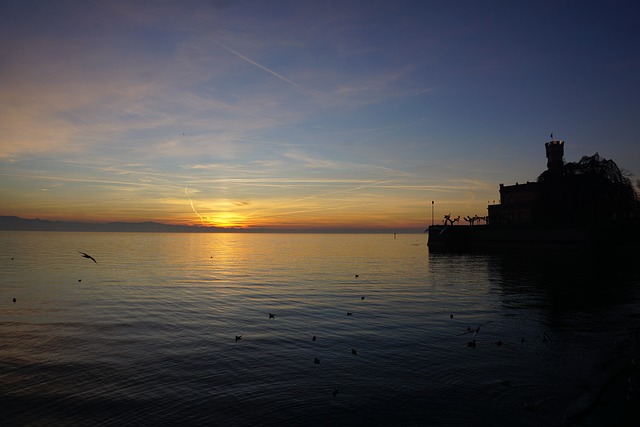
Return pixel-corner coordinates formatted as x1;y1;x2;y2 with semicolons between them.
1;232;638;426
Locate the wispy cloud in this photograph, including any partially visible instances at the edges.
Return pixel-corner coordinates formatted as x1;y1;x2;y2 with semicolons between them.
2;1;636;228
184;186;205;225
214;40;307;93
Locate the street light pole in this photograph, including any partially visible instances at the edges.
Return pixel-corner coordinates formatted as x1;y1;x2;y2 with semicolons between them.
431;200;434;226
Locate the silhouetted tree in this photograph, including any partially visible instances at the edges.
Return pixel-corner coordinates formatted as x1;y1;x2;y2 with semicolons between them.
535;153;639;226
443;214;460;225
464;215;487;226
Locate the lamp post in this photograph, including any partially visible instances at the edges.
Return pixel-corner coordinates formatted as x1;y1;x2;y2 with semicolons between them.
431;200;434;226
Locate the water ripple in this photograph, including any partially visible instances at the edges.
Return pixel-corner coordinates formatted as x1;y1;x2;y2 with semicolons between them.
1;232;638;426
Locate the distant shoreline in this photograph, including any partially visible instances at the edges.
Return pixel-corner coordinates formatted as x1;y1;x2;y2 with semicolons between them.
0;216;421;234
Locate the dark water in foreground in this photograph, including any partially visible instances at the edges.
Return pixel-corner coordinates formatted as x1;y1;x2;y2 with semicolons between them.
1;232;639;426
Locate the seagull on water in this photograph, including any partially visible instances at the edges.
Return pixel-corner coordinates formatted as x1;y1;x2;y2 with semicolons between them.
352;348;358;356
312;335;317;341
332;386;339;397
78;251;97;263
347;312;353;316
314;357;321;364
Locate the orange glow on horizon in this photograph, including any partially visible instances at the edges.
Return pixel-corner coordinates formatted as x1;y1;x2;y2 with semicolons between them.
5;196;492;231
203;212;249;229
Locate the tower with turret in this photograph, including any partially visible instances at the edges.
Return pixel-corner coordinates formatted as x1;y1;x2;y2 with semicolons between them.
545;138;564;172
488;137;565;226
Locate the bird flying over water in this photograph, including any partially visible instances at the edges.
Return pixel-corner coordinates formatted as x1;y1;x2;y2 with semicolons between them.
269;313;275;319
314;357;321;364
78;251;97;263
458;320;493;336
235;335;242;342
332;386;339;397
352;348;358;356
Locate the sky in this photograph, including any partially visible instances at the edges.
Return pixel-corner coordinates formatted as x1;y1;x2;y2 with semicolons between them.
1;0;639;231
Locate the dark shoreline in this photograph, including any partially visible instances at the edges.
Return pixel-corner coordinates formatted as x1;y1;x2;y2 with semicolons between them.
0;216;420;234
562;328;639;426
427;221;640;253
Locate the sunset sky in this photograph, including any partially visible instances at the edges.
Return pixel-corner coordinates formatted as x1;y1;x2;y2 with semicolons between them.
1;1;639;231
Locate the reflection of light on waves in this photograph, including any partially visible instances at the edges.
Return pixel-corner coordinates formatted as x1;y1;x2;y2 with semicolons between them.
184;186;205;225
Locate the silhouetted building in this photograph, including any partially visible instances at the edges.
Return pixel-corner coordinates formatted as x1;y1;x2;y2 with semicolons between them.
488;181;539;226
487;138;565;226
545;139;565;173
487;138;637;227
429;138;639;250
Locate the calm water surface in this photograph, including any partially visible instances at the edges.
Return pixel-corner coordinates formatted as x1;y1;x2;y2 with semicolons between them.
1;232;639;426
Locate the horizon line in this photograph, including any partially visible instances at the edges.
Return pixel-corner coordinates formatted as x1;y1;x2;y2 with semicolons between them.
0;215;427;234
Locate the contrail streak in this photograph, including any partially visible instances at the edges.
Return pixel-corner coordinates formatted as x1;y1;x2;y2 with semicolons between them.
214;40;305;91
185;186;205;225
244;180;394;220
